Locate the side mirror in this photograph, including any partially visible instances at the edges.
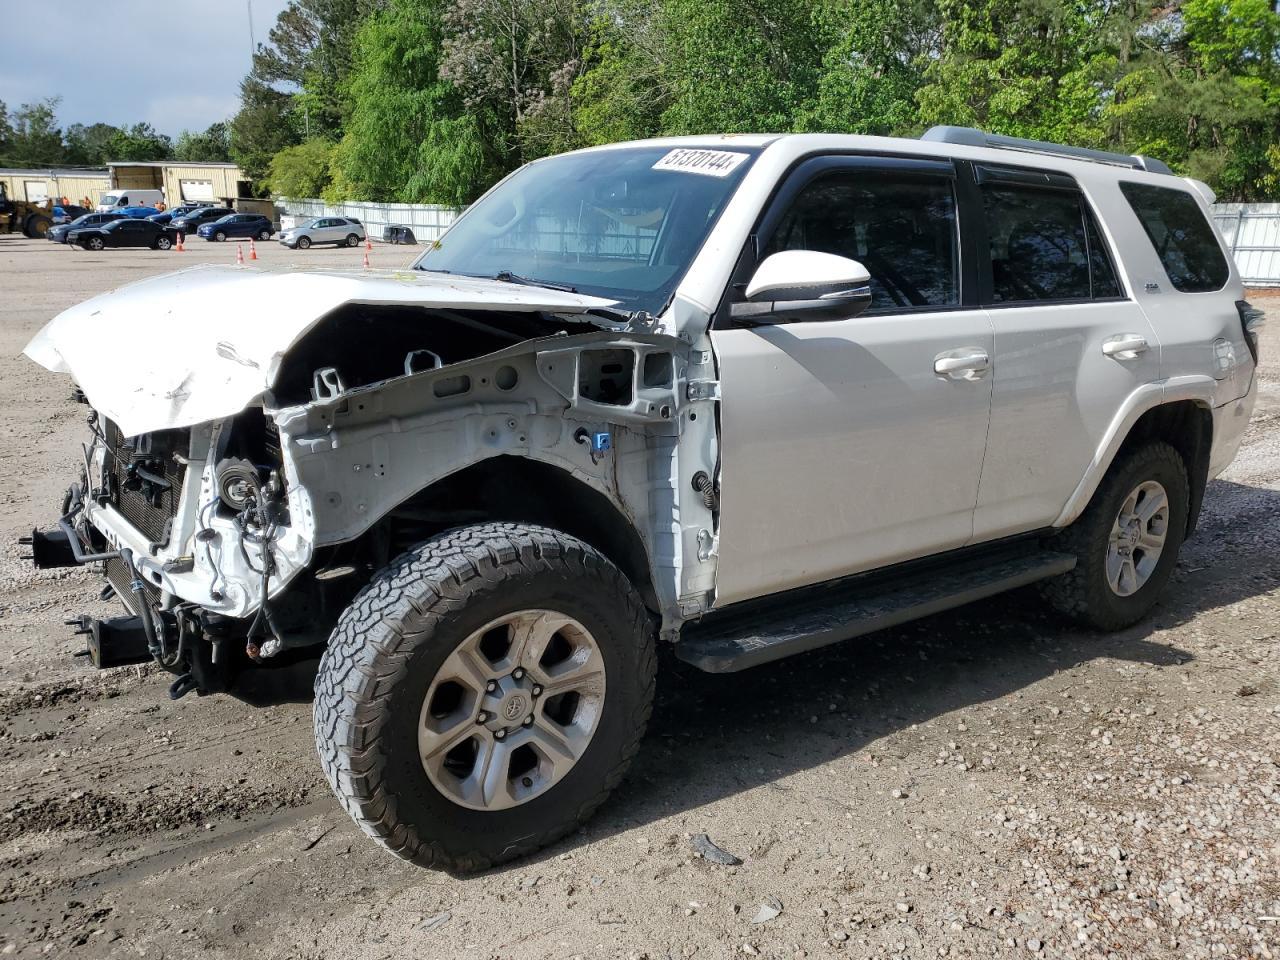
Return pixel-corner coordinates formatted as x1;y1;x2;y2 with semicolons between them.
730;250;872;324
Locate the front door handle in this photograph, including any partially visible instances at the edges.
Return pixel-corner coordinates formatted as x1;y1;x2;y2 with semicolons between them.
1102;334;1149;358
934;348;991;380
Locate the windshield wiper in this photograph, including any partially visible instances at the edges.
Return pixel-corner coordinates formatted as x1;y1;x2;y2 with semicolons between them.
492;270;577;293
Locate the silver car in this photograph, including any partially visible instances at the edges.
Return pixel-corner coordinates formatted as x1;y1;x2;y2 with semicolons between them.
278;216;365;249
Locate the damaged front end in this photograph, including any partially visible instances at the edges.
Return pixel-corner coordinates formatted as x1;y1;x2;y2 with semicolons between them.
24;265;719;704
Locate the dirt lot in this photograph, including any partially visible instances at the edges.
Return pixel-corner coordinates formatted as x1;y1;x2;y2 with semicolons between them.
0;234;1277;960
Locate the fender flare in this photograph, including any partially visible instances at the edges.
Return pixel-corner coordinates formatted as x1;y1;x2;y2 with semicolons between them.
1052;376;1217;528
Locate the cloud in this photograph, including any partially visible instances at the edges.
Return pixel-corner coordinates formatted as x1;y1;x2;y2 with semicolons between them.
1;0;291;137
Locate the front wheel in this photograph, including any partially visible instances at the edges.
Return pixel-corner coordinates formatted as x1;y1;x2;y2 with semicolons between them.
1042;441;1189;631
314;523;655;871
85;236;105;251
296;236;311;249
214;230;227;242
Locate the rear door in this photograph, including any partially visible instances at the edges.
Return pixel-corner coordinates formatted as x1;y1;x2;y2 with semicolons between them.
711;156;995;605
968;163;1162;540
114;220;149;247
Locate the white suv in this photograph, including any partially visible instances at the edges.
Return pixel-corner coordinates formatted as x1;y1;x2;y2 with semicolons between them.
24;128;1262;871
278;216;365;248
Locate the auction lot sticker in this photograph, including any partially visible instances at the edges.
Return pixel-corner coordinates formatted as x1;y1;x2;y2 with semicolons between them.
652;148;750;177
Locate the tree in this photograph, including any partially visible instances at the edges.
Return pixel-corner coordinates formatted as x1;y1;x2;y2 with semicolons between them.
657;0;825;135
572;0;670;145
104;123;172;162
6;98;65;164
174;122;233;162
335;0;499;204
231;77;301;185
914;0;1120;147
1109;0;1280;199
266;138;337;197
0;101;13;159
64;122;122;165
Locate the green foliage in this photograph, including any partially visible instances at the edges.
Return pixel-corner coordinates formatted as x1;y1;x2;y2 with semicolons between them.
174;123;233;163
5;98;65;165
103;123;172;162
242;0;1280;202
266;138;338;198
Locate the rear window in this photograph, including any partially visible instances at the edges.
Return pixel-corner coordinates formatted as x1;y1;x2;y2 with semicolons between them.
1119;182;1229;292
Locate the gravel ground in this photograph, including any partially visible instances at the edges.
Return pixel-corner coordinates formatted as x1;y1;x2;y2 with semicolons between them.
0;235;1277;959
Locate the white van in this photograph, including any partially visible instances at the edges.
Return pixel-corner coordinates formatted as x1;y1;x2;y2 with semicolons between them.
96;189;164;212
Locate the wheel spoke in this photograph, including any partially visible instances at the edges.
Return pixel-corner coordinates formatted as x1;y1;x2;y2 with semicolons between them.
420;716;476;763
1137;527;1166;552
439;643;492;696
1136;488;1168;524
540;662;606;699
509;611;574;673
474;737;512;807
528;716;585;773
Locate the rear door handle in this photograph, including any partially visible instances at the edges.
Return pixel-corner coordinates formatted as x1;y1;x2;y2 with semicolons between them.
1102;334;1149;358
934;348;990;380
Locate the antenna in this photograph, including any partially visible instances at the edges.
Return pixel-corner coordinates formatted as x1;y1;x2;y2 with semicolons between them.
247;0;256;60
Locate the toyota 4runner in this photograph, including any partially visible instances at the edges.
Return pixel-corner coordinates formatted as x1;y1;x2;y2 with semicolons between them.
23;127;1262;870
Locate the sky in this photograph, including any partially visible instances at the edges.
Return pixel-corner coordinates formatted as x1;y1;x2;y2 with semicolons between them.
2;0;291;138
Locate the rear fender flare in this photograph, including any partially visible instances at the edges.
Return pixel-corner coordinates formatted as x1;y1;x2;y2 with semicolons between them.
1052;376;1217;528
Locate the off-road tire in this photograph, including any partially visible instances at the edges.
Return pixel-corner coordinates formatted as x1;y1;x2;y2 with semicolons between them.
1042;441;1189;631
24;214;52;239
313;522;656;872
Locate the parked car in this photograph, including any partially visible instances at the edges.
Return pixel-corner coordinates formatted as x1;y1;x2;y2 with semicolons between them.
67;217;179;251
47;212;124;243
25;128;1261;872
197;213;275;242
52;204;90;225
278;216;364;249
169;206;233;235
148;204;210;226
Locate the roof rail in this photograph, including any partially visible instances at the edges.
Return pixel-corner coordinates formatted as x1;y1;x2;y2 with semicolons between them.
921;126;1173;176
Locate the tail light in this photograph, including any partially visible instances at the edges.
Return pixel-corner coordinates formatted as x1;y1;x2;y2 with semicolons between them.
1236;300;1264;364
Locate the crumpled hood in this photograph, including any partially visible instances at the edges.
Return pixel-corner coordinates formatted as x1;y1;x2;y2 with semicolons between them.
25;263;618;436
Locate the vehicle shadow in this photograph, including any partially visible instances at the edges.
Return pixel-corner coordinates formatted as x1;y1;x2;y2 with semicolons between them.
568;476;1279;857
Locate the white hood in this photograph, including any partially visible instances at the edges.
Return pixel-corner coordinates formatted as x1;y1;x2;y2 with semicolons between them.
25;264;618;436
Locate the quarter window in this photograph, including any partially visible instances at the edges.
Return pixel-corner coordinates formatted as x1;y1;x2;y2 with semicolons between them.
763;172;959;312
981;183;1120;303
1119;182;1229;293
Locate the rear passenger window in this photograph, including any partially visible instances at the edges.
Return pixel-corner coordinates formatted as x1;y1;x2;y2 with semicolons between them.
763;172;959;312
981;182;1121;303
1119;182;1228;292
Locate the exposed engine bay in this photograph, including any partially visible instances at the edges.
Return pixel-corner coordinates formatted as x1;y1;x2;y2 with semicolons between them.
23;265;722;703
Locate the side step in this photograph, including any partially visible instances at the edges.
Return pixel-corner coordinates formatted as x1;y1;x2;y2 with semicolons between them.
676;548;1076;673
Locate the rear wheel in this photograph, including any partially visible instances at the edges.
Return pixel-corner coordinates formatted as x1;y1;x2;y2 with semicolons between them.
345;233;359;247
314;522;655;871
1042;441;1189;630
258;229;271;241
297;235;311;249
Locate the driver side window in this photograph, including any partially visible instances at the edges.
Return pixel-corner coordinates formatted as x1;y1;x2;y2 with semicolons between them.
763;172;960;312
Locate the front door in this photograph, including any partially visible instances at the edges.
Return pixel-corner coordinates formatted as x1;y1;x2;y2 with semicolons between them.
711;157;995;606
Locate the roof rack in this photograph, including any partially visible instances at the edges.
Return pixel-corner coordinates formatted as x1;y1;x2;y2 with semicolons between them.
920;126;1172;176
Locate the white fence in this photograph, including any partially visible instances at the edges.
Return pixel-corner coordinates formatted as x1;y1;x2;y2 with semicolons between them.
1213;203;1280;288
279;196;1280;285
279;198;461;244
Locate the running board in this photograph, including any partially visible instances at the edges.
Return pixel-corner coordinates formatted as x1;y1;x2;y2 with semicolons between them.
676;549;1076;673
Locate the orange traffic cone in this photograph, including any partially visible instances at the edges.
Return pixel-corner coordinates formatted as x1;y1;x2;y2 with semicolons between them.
364;235;372;251
249;237;258;260
362;249;370;269
175;233;184;252
236;244;244;266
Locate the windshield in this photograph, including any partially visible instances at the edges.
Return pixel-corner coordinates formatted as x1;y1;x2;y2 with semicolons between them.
413;145;758;315
100;194;120;206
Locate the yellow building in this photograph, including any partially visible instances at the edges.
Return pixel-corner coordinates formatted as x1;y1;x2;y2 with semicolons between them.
1;160;249;210
107;161;247;206
0;167;111;207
